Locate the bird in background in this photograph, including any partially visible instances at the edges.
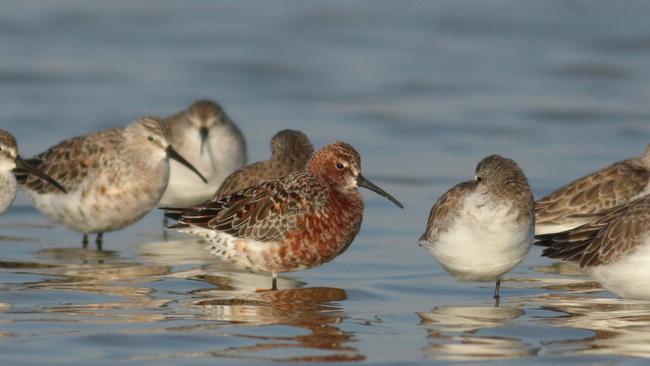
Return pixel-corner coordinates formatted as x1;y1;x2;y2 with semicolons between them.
535;144;650;235
159;99;247;209
213;129;314;198
164;141;403;290
16;117;206;249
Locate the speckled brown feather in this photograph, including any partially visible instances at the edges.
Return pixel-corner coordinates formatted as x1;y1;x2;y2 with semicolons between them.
0;130;17;150
185;100;223;122
536;148;650;226
537;195;650;267
475;155;534;213
17;131;119;194
214;130;313;198
176;172;325;242
419;181;475;243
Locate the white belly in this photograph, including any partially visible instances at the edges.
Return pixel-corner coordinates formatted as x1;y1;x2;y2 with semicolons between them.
0;171;17;217
180;226;286;273
25;169;167;234
160;159;225;206
423;196;533;282
589;235;650;300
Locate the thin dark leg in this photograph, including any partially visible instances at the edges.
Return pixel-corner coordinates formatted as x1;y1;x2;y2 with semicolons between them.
96;233;103;251
82;233;89;249
494;279;501;299
271;273;278;291
162;216;169;241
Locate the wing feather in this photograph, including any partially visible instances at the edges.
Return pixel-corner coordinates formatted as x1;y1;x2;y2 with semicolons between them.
537;196;650;267
419;181;475;245
535;160;650;225
16;130;122;194
168;173;314;242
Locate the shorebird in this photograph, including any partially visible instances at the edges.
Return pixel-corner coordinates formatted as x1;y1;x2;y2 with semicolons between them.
0;129;66;217
16;117;206;249
535;144;650;235
537;194;650;300
164;141;403;290
213;129;313;198
419;155;534;300
158;99;247;208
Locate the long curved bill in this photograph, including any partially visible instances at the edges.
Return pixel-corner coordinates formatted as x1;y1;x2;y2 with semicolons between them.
15;156;67;193
199;127;209;156
357;174;403;208
165;146;208;183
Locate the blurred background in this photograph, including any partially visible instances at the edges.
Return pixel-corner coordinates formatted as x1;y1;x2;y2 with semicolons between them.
3;0;650;198
2;1;650;364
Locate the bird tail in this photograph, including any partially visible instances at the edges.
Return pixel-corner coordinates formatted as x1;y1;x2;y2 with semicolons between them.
161;207;192;229
535;224;602;265
418;233;434;249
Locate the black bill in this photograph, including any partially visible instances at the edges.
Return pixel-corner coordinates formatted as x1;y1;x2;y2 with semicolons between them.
16;156;67;193
357;174;403;208
199;127;209;156
165;145;208;183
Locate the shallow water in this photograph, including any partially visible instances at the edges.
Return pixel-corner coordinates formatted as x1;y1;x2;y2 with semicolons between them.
2;1;650;364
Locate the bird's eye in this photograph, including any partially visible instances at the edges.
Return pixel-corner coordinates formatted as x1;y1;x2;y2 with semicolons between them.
476;176;482;182
147;136;155;142
335;163;344;170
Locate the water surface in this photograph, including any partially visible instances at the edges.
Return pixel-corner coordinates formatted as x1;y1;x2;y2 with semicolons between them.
2;1;650;365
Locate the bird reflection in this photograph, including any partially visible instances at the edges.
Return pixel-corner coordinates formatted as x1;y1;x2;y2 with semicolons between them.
1;247;173;323
532;261;588;277
418;306;537;361
533;294;650;359
137;239;218;266
182;286;365;362
36;246;119;264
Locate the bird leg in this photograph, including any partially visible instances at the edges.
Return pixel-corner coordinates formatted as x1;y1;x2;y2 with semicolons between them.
271;272;278;291
162;216;169;241
96;233;103;251
256;273;279;292
82;233;89;249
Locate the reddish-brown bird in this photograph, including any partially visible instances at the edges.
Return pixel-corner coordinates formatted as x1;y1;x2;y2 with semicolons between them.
164;141;403;290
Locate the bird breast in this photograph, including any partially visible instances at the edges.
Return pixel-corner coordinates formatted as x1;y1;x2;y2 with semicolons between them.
278;190;364;270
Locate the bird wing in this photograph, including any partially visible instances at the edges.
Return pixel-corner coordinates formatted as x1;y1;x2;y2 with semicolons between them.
169;174;312;242
535;160;650;225
419;180;475;245
16;131;121;194
213;161;273;198
537;195;650;267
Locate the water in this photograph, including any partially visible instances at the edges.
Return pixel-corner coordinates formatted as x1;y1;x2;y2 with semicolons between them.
1;1;650;364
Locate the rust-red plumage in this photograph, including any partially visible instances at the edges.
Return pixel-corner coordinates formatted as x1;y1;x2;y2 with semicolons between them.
280;188;363;269
165;141;402;289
